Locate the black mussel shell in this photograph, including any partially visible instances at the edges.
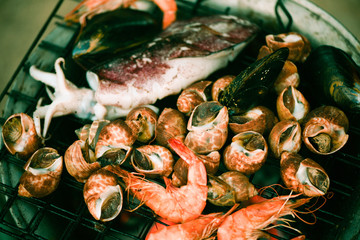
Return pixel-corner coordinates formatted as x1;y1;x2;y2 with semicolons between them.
302;45;360;114
219;47;289;115
72;8;161;69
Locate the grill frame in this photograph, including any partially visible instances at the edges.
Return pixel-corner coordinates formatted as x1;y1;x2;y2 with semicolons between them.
1;0;360;239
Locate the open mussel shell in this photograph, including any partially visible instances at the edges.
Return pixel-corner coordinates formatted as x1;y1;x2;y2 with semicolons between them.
268;120;302;158
302;105;349;155
131;145;174;178
218;47;289;115
72;8;161;69
223;131;268;175
64;140;101;183
302;45;360;114
2;113;42;160
83;169;123;222
18;147;63;198
185;101;229;154
280;152;330;197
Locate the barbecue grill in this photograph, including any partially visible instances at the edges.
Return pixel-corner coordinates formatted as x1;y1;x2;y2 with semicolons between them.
1;0;360;239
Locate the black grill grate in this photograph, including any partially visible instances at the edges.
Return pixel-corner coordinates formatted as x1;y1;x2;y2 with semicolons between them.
1;0;360;239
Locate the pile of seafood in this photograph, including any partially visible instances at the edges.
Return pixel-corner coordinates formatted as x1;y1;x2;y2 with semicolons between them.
2;0;360;239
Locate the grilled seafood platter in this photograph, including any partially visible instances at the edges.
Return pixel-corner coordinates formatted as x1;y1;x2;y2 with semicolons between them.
2;2;359;239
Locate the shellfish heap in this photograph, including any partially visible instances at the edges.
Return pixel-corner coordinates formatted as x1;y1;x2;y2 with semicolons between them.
2;28;355;238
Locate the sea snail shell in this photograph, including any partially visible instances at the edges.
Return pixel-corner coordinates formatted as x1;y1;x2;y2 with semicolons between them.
83;168;123;222
280;152;330;197
2;113;42;159
223;131;268;175
302;105;349;155
18;147;63;198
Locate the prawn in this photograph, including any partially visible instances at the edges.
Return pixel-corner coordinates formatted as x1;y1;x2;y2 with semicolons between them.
65;0;177;29
145;204;239;240
217;194;310;240
106;138;207;223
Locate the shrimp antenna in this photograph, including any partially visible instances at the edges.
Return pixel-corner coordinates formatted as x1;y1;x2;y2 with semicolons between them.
292;211;317;225
257;183;293;197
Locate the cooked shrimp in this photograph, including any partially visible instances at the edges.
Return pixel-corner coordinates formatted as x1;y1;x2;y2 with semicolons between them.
146;204;238;240
106;138;207;223
217;195;310;240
